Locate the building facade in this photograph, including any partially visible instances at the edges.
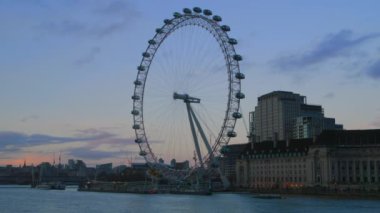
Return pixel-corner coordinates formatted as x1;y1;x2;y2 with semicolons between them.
219;143;248;186
236;129;380;191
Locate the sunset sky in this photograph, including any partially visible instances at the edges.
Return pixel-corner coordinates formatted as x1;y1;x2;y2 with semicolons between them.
1;0;380;166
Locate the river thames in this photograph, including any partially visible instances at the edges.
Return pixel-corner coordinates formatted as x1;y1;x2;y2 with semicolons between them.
0;185;379;213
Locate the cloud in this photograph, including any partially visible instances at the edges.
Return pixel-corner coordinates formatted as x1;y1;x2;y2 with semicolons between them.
36;20;86;36
0;128;130;150
272;30;380;71
371;118;380;128
323;92;335;99
20;115;39;123
73;47;101;66
35;0;140;38
67;147;133;160
0;129;139;164
366;59;380;79
0;130;104;149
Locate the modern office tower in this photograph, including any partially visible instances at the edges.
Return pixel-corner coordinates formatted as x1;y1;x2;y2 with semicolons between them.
250;91;342;142
293;116;344;139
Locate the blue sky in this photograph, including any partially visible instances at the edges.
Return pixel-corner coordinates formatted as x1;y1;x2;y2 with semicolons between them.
0;0;379;166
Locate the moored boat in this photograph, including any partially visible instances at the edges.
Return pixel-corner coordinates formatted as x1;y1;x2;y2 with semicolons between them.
252;194;284;199
33;182;66;190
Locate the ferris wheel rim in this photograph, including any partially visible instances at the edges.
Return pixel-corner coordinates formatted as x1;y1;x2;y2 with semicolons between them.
132;8;245;180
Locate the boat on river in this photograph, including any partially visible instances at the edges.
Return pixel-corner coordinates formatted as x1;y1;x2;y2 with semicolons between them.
33;182;66;190
252;194;284;199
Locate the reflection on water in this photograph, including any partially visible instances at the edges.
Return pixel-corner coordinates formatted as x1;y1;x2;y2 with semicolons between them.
0;185;379;213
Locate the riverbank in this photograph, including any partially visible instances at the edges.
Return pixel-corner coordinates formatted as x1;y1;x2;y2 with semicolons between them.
246;187;380;200
78;181;212;195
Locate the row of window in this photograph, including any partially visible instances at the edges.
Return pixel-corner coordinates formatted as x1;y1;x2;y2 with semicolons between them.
251;164;306;170
331;160;380;173
252;176;307;183
253;169;307;175
333;176;380;184
247;153;307;159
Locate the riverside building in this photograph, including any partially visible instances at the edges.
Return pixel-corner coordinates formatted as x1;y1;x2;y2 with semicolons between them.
236;129;380;191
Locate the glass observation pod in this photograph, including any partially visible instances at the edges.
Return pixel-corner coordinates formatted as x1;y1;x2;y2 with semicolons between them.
148;39;156;45
156;28;164;34
213;15;222;22
135;138;143;144
131;95;140;100
137;65;145;71
220;146;230;154
131;109;139;115
142;52;151;58
233;54;243;61
221;25;230;32
232;112;242;119
235;92;245;99
164;19;172;25
228;38;238;45
193;7;202;13
183;8;192;14
235;72;245;79
203;9;212;16
173;12;182;18
139;151;147;156
227;131;237;137
134;80;142;86
133;124;140;130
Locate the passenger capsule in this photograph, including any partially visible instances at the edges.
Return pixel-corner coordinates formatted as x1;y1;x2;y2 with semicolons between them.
233;54;243;61
235;92;245;99
221;25;230;32
133;124;140;130
232;112;242;119
227;131;237;137
193;7;202;13
183;8;192;14
137;65;145;71
142;52;150;58
220;146;230;154
156;28;164;34
228;38;238;45
203;9;212;16
235;72;245;79
213;15;222;22
139;151;147;156
164;19;172;25
131;95;140;100
131;110;139;115
134;80;142;86
135;138;143;144
173;12;182;18
148;39;156;45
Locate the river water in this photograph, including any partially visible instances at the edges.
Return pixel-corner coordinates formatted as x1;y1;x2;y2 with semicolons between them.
0;185;379;213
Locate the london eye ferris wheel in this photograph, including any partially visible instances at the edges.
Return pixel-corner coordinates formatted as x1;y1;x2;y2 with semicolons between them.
132;7;245;184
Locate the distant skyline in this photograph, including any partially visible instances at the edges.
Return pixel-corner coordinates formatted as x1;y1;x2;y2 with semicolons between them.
1;0;379;166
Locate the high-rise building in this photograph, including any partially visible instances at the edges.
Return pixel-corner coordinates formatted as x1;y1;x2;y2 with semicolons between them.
249;91;342;142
